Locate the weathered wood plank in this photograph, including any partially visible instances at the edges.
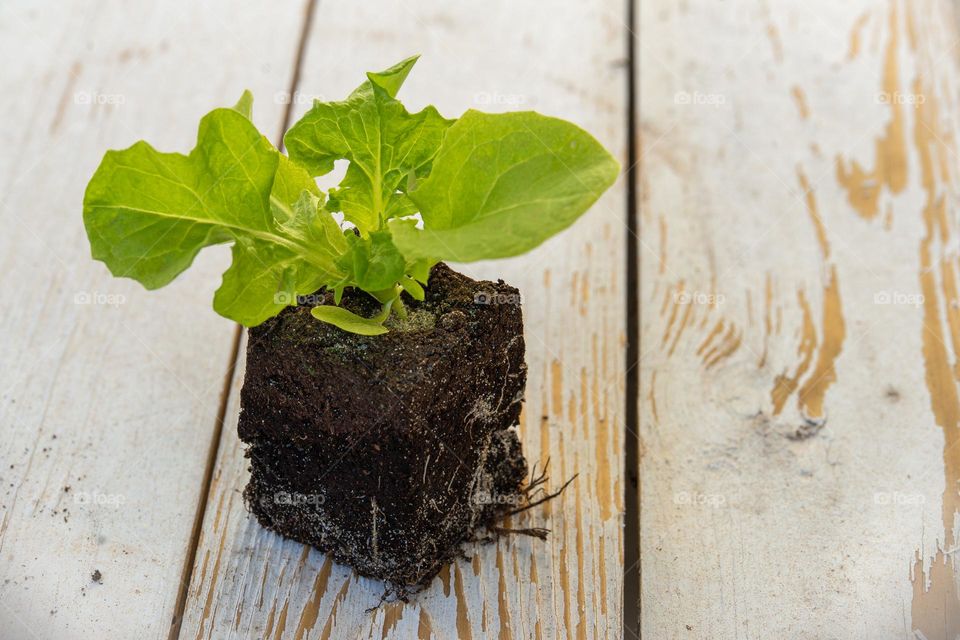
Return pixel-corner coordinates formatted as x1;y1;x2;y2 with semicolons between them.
181;2;629;638
639;0;960;636
0;2;308;638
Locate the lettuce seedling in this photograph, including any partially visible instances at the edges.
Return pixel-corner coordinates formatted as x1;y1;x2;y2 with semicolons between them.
83;56;619;334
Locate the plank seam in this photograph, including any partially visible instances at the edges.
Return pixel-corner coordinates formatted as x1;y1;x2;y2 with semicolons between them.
623;0;641;636
166;0;320;636
167;324;243;640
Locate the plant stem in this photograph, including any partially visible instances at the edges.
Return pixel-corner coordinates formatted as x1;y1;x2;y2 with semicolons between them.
393;295;408;320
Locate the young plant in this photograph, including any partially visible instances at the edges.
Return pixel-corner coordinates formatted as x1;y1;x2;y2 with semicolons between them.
83;56;619;334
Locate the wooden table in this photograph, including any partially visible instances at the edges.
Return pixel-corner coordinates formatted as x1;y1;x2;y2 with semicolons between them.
1;0;958;638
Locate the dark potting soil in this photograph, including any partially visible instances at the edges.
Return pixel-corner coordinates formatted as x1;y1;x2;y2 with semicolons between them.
239;263;531;589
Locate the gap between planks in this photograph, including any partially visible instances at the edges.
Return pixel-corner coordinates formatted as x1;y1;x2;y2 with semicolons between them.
167;0;319;637
623;0;641;636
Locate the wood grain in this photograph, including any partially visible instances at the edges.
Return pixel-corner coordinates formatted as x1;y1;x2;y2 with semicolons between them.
0;2;308;638
639;0;960;636
180;1;629;638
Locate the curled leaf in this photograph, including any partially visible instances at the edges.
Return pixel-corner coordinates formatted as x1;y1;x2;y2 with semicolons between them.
284;57;452;233
310;301;392;335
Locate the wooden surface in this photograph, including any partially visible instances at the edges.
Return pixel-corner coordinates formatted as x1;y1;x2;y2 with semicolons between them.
639;0;960;637
8;0;960;637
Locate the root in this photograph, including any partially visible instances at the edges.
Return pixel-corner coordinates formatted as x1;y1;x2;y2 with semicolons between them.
366;588;393;612
366;582;415;612
503;466;578;518
492;526;550;540
364;458;578;610
471;458;577;544
522;459;551;500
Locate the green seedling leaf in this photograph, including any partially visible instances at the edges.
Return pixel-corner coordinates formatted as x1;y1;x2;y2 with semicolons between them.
83;59;620;335
400;275;425;301
311;301;392;335
284;57;453;233
270;154;321;224
366;55;420;97
231;90;254;120
406;258;434;284
336;230;406;292
391;110;620;262
83;95;346;326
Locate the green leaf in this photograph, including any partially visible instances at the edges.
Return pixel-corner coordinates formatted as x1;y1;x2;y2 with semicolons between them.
232;90;254;120
311;303;391;335
83;98;346;326
399;275;425;301
217;190;348;326
83;61;622;336
212;235;323;326
284;56;453;233
280;191;348;256
366;54;419;98
384;192;419;219
407;257;434;284
391;110;620;262
270;153;320;224
336;229;406;292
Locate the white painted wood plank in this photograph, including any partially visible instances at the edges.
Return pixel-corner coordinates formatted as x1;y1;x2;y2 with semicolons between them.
639;0;960;637
0;2;308;638
181;2;629;638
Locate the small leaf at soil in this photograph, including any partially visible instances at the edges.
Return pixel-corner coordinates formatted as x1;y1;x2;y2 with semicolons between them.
310;304;390;335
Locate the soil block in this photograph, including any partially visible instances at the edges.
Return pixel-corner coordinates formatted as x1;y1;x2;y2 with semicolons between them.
239;263;529;588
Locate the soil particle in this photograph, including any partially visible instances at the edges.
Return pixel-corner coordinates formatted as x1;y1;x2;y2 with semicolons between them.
787;419;824;441
240;264;535;589
90;570;102;584
438;309;466;331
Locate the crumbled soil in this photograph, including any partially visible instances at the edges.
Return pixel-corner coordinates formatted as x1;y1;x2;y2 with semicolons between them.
239;264;531;589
